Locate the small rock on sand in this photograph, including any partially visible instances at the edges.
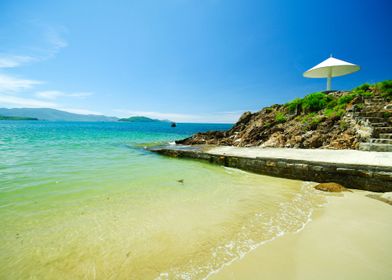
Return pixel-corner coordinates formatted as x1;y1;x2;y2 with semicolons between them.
314;182;350;192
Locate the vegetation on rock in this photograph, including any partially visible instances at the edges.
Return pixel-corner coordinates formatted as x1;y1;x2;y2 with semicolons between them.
177;80;392;149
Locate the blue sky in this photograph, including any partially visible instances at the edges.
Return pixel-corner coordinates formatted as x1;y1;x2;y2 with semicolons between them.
0;0;391;123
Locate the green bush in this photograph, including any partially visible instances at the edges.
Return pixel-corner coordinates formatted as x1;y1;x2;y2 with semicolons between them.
326;99;337;109
324;108;345;119
375;80;392;94
353;83;371;93
354;103;364;110
302;92;333;113
286;98;302;113
337;93;356;106
339;121;349;130
263;121;272;128
301;113;323;130
360;91;374;98
275;112;287;123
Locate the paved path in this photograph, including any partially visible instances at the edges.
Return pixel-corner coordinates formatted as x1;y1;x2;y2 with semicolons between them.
206;146;392;167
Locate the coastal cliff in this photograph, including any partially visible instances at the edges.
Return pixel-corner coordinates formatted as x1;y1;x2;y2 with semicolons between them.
177;80;392;150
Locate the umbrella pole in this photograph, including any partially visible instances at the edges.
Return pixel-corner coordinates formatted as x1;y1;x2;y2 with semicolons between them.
326;70;332;91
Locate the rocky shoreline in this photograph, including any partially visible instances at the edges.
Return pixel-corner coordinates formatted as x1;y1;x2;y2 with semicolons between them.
177;81;392;151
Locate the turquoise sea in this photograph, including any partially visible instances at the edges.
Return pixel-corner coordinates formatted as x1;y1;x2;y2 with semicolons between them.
0;121;323;279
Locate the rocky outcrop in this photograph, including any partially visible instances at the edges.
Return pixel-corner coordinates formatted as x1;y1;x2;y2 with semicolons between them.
177;81;392;150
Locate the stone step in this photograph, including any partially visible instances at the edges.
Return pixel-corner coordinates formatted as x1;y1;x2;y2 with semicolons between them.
359;143;392;152
380;133;392;139
374;127;392;134
364;100;385;107
359;112;388;118
363;117;385;123
370;122;389;127
370;138;392;144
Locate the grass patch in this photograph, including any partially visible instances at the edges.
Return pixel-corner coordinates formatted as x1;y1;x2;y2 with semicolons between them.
275;112;287;123
301;113;323;130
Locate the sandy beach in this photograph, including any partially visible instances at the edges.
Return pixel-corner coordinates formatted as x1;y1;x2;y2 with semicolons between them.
211;190;392;280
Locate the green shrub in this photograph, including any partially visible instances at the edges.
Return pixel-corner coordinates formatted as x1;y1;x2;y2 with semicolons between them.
301;113;322;130
354;103;364;110
326;99;337;109
353;83;371;93
275;112;287;123
286;98;302;113
324;108;345;119
263;121;272;128
339;121;349;130
359;91;374;98
337;93;356;106
375;80;392;94
302;92;333;113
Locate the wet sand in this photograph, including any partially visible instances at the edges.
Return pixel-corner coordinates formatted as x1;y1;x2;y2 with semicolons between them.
211;190;392;280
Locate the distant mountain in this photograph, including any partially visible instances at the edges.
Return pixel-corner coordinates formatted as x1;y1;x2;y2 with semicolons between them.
118;116;170;122
0;108;118;122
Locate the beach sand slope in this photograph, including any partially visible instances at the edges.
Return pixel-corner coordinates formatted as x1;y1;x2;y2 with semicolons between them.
211;191;392;280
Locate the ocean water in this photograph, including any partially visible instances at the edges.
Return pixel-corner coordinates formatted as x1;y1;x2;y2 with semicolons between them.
0;121;324;279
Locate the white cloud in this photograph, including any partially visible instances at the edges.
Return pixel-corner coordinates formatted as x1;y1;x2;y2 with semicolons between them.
0;74;42;93
44;26;68;57
0;25;68;71
114;109;242;123
0;55;36;68
35;90;93;100
0;94;101;115
0;94;58;108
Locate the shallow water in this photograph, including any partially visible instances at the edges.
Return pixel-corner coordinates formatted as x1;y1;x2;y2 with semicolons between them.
0;121;324;279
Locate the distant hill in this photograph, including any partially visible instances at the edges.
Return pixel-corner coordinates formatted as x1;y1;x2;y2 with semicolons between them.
0;108;118;122
118;116;170;122
0;115;38;121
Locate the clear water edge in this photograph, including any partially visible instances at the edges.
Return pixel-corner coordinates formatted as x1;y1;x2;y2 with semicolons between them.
0;121;326;279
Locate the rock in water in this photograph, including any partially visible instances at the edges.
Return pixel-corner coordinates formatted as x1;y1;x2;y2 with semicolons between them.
314;182;350;192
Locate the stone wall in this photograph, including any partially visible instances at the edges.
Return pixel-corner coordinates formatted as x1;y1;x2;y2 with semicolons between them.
151;147;392;192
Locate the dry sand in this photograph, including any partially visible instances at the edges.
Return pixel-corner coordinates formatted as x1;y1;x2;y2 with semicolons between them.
210;190;392;280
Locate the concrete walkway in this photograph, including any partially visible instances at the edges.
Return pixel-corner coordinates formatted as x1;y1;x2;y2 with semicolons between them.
150;145;392;191
207;146;392;168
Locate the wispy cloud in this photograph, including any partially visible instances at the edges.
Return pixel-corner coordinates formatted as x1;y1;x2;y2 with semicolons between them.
0;25;68;70
0;74;43;93
0;94;101;115
0;55;37;68
114;109;242;123
0;94;57;108
44;25;68;57
35;90;93;100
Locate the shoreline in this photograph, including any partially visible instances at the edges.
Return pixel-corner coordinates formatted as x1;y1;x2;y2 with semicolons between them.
210;190;392;280
149;145;392;192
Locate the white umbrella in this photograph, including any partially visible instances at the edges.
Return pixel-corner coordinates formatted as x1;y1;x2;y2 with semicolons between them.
303;55;360;90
